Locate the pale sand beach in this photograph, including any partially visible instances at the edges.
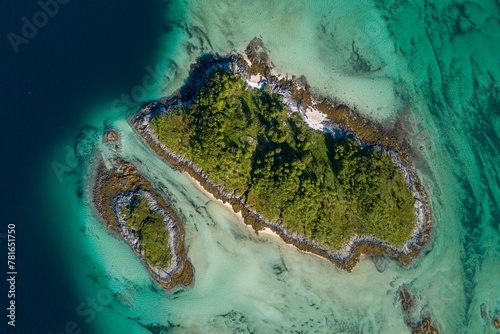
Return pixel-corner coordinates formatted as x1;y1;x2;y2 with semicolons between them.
186;169;334;264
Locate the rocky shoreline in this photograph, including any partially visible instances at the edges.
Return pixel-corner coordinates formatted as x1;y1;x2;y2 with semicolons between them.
112;190;186;285
92;156;193;289
131;46;432;271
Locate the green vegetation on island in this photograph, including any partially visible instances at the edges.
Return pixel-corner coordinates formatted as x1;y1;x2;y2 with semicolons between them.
150;69;416;250
120;195;172;269
93;158;193;288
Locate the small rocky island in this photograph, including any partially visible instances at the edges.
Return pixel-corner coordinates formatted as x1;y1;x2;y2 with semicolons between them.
131;39;432;270
93;155;193;289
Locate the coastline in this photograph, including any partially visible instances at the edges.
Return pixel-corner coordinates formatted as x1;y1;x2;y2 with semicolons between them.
188;175;330;263
130;48;432;271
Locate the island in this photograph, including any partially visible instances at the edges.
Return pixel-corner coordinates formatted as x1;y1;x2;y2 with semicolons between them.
93;153;193;289
131;39;432;271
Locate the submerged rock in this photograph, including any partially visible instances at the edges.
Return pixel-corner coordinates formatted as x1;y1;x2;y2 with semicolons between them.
370;255;387;273
398;285;440;334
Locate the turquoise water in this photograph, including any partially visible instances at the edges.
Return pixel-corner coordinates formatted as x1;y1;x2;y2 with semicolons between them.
46;0;500;332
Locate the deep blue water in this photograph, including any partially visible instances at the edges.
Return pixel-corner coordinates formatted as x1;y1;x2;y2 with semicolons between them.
0;1;174;332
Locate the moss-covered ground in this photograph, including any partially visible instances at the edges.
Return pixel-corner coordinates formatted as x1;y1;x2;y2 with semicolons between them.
120;195;172;269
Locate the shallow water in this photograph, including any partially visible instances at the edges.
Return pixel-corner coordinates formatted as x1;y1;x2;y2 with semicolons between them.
43;0;500;332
